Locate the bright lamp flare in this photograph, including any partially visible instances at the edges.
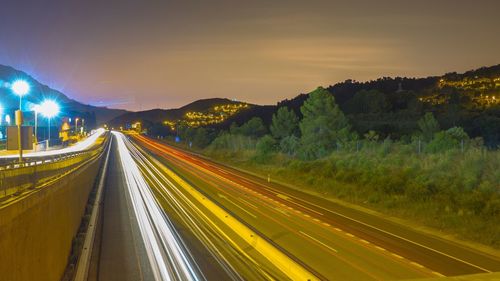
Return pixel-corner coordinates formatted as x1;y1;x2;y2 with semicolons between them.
39;100;60;118
32;104;42;112
11;80;30;96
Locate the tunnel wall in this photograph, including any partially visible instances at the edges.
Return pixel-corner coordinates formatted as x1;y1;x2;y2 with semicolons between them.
0;156;102;281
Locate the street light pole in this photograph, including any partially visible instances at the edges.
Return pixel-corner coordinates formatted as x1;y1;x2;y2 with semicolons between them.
75;118;79;136
18;95;22;162
39;100;59;150
16;110;23;162
11;80;30;163
48;118;51;148
34;109;38;151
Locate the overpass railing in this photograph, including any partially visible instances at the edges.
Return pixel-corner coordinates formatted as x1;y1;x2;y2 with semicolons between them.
0;135;108;201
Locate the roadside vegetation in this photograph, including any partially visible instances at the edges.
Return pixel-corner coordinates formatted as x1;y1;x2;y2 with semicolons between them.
155;87;500;249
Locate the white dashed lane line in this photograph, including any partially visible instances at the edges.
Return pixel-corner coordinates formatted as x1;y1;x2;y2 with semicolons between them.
299;231;339;253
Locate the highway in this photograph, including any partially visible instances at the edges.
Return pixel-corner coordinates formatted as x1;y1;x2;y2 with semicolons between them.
94;132;205;281
96;132;298;280
113;132;305;280
126;134;500;280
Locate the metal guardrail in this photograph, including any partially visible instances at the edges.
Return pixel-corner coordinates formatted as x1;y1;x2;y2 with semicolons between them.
0;137;107;200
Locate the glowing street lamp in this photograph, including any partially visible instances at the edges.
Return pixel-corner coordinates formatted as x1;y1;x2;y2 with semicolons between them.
11;80;30;162
39;100;60;148
11;80;30;110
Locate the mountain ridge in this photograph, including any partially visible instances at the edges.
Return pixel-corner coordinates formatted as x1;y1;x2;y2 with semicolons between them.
0;64;127;125
2;63;498;145
122;63;499;146
107;98;252;127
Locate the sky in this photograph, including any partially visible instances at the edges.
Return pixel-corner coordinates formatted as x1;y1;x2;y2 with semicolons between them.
0;0;499;111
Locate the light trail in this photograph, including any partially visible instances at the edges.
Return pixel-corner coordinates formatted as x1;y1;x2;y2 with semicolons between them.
112;131;204;281
128;136;319;280
0;128;106;158
126;138;273;280
131;135;450;280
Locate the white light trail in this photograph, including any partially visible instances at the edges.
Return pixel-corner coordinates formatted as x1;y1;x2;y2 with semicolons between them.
0;128;106;158
112;131;203;281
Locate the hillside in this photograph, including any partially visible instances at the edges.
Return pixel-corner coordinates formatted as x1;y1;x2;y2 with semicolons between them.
0;65;127;125
107;64;499;146
108;98;252;128
219;64;500;146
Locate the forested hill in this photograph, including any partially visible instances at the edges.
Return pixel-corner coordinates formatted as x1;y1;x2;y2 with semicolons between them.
220;64;500;146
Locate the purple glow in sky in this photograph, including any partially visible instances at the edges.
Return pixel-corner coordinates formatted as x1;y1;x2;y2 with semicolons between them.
1;0;499;111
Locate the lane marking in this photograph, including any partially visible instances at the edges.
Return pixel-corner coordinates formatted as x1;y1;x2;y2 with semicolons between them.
392;253;404;259
276;193;290;200
218;193;257;218
433;271;445;277
410;262;425;269
274;207;291;217
299;231;338;253
276;193;324;216
239;199;259;210
280;194;493;273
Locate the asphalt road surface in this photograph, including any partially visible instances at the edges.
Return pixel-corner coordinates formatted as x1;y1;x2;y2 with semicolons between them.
93;134;155;281
89;132;500;280
130;134;500;280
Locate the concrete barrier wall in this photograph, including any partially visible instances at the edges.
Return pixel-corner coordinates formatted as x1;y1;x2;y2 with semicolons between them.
0;156;102;281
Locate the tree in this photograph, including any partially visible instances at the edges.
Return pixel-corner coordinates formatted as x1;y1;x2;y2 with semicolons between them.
192;127;212;148
446;126;468;141
364;130;379;142
231;117;267;138
148;122;170;137
425;127;469;153
346;89;387;114
299;87;351;159
255;135;276;161
270;106;299;140
280;135;299;156
178;125;196;143
418;112;440;142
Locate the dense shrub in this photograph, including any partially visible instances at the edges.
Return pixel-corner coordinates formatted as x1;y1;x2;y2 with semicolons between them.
203;140;500;247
